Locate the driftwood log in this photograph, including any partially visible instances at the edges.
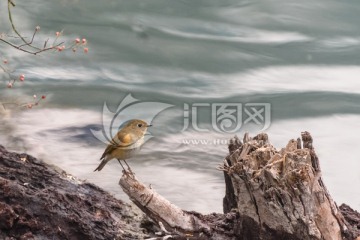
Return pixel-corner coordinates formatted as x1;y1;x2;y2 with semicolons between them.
119;132;360;240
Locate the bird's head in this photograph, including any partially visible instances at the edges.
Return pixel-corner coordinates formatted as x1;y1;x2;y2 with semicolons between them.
125;119;152;136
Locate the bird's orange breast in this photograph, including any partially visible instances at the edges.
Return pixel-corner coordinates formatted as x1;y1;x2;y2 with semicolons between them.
121;133;132;144
109;147;137;160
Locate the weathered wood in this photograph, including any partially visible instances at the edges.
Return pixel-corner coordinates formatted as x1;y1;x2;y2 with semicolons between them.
119;173;209;234
119;173;235;239
119;132;360;240
223;132;348;240
339;204;360;239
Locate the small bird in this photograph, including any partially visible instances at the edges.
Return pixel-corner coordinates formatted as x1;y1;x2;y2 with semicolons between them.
94;119;151;172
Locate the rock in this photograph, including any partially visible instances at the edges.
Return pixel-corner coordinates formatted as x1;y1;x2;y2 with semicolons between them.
0;145;150;240
0;202;17;229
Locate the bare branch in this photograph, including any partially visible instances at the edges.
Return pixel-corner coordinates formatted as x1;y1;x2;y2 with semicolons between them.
18;28;38;48
7;0;37;48
8;0;15;7
44;38;49;48
3;1;63;55
0;38;64;55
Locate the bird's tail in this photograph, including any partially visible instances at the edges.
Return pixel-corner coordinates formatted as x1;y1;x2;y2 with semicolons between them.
94;159;108;172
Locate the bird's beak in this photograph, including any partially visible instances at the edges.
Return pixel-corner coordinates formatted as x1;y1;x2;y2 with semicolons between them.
147;124;152;127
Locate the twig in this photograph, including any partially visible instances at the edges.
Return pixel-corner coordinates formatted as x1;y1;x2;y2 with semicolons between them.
18;28;38;48
7;0;37;48
0;64;14;79
0;38;63;55
8;0;15;7
3;1;63;55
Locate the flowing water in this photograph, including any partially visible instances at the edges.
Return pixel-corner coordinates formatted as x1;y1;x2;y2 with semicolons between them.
1;0;360;213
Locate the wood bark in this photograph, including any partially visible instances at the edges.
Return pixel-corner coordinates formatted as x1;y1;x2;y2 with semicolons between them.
119;173;239;239
221;131;348;240
119;132;360;240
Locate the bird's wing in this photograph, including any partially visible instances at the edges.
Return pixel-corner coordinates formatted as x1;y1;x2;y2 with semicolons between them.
100;132;140;159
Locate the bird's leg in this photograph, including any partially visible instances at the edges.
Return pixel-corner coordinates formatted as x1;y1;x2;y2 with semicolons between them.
117;159;127;173
123;160;134;175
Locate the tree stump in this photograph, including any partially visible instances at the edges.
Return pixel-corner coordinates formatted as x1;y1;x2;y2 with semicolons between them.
221;131;347;240
119;132;358;239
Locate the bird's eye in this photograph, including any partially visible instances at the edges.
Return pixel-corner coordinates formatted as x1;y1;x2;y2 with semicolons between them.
137;123;143;128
